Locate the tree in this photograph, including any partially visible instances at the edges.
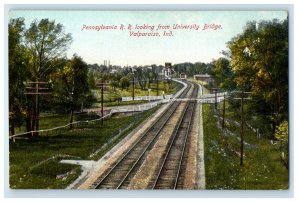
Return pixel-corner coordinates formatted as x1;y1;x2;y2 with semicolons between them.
110;80;119;91
88;71;96;89
25;19;72;80
24;18;72;132
211;57;236;90
119;77;130;91
227;19;288;135
9;18;27;135
136;67;147;90
144;68;154;89
274;120;288;168
51;55;93;129
109;72;122;91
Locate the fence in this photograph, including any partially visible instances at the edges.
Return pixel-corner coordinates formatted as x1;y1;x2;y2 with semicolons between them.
122;95;173;102
200;92;228;99
9;98;169;141
9;79;188;141
199;97;225;103
9;113;113;141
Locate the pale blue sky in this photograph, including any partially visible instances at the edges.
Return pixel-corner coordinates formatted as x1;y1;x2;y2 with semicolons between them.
10;10;287;66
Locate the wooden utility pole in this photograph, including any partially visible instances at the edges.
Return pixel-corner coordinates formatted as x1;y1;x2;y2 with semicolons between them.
132;74;135;101
69;91;74;130
96;80;107;125
240;92;244;166
233;91;251;166
101;81;104;124
212;88;218;110
156;78;159;96
25;81;51;136
215;90;217;110
222;94;226;128
130;68;136;101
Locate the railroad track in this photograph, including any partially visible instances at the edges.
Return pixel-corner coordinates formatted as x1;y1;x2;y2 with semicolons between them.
91;82;192;189
151;82;198;189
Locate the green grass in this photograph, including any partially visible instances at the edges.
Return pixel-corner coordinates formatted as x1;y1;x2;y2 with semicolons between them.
203;103;289;189
9;106;160;189
91;80;183;102
90;106;161;160
15;113;99;134
90;80;183;108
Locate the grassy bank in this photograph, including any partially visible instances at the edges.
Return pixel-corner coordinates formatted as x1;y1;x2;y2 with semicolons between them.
15;113;99;134
202;103;289;189
9;106;160;189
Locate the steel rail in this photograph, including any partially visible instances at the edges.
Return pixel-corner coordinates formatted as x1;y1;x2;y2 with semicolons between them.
152;83;198;189
151;97;191;189
174;84;199;188
93;82;192;189
117;83;195;189
174;100;197;189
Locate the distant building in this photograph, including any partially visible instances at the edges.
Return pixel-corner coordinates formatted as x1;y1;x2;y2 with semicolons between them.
110;69;118;74
161;67;172;78
160;62;173;79
179;73;187;79
193;74;214;83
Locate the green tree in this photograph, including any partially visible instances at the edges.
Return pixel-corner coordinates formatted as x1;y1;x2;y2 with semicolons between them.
274;120;288;168
144;68;154;89
9;18;27;135
108;72;122;91
88;71;96;89
211;57;236;90
119;76;130;91
136;67;147;90
227;19;288;134
24;18;72;132
110;80;119;91
51;55;94;129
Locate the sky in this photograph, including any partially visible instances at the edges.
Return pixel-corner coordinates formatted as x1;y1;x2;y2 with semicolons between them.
10;10;287;66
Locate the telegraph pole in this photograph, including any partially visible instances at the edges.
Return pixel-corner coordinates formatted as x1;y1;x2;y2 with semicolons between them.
25;81;51;136
211;88;218;110
102;80;104;124
215;90;217;110
132;74;135;101
222;94;226;128
240;92;244;166
156;78;159;96
233;91;251;166
96;80;107;125
130;69;136;101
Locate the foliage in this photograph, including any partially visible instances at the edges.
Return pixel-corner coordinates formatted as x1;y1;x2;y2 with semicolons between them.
9;18;27;134
135;68;147;90
24;18;72;80
274;120;289;168
9;18;74;134
88;71;96;89
274;120;288;141
119;76;130;91
211;57;236;91
227;19;288;134
173;62;211;77
50;55;95;113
